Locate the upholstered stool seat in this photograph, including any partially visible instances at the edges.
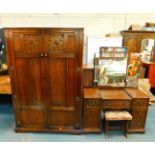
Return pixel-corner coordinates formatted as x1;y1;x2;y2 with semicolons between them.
105;110;132;121
104;110;132;138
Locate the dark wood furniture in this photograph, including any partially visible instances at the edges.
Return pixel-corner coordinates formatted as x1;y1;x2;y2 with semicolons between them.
83;89;101;133
121;30;155;88
125;88;149;133
83;88;149;133
4;28;84;133
121;30;155;63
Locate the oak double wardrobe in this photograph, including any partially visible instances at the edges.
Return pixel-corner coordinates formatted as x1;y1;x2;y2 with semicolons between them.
4;28;84;133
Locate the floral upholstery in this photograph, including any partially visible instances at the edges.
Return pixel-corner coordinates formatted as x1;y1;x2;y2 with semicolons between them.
105;110;132;121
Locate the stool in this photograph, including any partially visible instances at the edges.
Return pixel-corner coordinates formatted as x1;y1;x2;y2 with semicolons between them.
104;110;132;138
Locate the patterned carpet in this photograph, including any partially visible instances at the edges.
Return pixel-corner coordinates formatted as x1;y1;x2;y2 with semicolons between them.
0;103;155;142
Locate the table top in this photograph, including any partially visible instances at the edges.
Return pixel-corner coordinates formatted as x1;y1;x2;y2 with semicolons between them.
83;88;131;100
83;88;100;99
99;89;131;100
83;88;149;100
125;88;149;99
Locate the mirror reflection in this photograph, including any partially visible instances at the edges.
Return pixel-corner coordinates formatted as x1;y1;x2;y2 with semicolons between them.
141;38;154;61
0;29;7;76
94;47;128;87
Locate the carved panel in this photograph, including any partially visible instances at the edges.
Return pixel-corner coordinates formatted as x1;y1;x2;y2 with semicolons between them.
46;34;64;52
23;34;42;53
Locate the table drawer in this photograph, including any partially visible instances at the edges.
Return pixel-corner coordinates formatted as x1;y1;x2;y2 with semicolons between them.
132;108;147;118
129;119;145;129
84;108;100;119
102;100;131;110
84;99;100;108
132;99;148;107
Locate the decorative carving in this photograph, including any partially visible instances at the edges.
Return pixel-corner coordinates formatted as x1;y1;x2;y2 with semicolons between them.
23;34;41;52
46;34;64;52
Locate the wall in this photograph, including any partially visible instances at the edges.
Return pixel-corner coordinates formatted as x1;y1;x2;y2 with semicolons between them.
1;13;155;63
1;14;155;35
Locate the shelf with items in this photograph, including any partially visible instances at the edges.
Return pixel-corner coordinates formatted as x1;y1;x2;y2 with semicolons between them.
100;47;127;58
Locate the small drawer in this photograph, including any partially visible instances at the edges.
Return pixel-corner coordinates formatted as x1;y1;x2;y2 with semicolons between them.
133;99;148;107
84;108;100;119
132;109;147;118
84;100;100;108
102;100;131;110
129;120;145;128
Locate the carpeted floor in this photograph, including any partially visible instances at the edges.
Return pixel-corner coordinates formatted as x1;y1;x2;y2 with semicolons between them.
0;103;155;142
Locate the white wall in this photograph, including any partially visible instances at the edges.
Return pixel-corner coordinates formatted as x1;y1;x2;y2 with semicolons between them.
1;13;155;63
1;13;155;35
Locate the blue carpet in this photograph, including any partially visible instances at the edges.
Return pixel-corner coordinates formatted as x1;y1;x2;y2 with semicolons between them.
0;103;155;142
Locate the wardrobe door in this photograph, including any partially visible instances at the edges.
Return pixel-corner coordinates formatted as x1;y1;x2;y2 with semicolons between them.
5;29;46;130
44;29;83;132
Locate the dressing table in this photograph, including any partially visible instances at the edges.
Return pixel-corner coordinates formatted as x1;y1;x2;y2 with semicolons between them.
83;88;149;133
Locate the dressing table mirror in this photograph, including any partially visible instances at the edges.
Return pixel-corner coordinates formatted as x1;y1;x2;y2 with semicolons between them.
94;47;128;87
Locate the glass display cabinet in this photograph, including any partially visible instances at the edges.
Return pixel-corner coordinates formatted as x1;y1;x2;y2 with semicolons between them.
94;46;128;87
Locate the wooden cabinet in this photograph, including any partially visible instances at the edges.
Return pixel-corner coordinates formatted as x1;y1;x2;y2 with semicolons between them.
121;31;155;88
83;99;101;133
4;28;83;133
83;88;149;133
121;30;155;64
125;88;149;133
